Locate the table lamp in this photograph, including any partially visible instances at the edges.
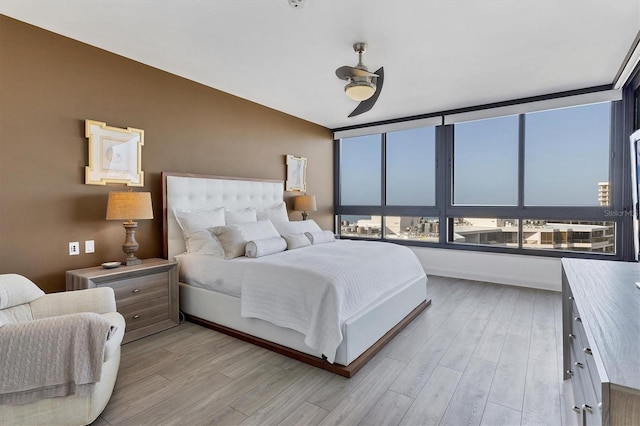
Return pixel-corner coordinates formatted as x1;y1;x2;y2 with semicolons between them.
106;191;153;265
294;195;316;221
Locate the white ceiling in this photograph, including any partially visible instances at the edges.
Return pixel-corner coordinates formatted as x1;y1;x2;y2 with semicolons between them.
2;1;639;129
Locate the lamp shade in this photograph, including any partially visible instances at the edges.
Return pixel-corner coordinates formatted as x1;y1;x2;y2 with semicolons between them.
294;195;317;212
106;191;154;221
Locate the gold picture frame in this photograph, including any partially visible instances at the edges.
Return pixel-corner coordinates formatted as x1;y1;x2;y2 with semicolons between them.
285;154;307;192
85;119;144;186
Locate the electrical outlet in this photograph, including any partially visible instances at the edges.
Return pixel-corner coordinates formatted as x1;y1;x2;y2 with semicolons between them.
85;240;95;254
69;242;80;256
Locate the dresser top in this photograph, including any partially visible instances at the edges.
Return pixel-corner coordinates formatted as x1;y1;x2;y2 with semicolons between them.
562;258;640;390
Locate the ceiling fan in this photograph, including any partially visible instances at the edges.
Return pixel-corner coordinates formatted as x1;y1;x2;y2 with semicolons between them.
335;42;384;118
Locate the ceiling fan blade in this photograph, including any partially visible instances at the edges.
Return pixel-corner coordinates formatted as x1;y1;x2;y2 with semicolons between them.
335;66;355;80
348;67;384;118
335;65;378;80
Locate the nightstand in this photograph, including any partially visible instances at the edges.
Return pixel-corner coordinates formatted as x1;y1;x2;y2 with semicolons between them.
66;258;179;343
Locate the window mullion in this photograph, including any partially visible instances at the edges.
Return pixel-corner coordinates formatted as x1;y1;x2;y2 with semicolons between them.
518;114;525;248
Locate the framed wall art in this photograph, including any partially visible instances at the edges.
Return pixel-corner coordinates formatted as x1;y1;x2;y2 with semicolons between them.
285;154;307;192
85;119;144;186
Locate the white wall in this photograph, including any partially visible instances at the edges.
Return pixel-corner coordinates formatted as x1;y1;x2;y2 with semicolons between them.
410;247;562;292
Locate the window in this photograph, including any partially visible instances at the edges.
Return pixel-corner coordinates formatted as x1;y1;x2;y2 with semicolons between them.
338;215;381;238
449;218;519;247
335;95;624;259
524;103;611;206
340;135;381;205
522;220;615;253
385;216;439;242
453;115;519;205
386;127;436;206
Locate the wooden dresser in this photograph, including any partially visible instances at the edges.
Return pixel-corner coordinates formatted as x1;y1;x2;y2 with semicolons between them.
562;258;640;426
67;258;179;343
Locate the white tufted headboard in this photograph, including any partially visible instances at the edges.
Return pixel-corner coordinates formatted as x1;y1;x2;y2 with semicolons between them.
162;172;285;260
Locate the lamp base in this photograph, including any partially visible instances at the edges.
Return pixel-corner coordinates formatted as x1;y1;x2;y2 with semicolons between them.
301;211;308;221
124;257;142;266
121;222;142;266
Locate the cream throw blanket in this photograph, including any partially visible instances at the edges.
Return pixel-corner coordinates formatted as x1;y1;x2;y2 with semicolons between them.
0;312;115;405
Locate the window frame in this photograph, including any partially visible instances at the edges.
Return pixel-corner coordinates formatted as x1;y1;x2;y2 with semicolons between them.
334;88;632;260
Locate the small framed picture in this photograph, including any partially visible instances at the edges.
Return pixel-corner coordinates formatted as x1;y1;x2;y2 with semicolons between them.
285;154;307;192
85;119;144;186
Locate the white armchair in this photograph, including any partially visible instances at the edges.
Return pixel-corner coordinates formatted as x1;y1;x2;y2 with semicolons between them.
0;274;125;426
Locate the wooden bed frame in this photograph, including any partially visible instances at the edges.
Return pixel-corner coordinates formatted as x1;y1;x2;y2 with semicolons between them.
162;172;430;377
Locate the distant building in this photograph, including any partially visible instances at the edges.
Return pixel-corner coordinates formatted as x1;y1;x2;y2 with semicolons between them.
454;220;614;253
598;182;609;206
340;215;614;253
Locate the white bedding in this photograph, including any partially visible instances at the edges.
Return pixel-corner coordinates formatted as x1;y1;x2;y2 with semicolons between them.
178;239;426;363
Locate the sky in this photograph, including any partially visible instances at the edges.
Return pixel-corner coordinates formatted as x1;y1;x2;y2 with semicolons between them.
340;102;611;207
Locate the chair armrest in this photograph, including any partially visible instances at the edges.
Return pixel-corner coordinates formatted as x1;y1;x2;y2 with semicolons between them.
30;287;117;319
102;311;126;361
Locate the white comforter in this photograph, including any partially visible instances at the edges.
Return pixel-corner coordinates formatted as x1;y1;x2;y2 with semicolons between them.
179;240;426;363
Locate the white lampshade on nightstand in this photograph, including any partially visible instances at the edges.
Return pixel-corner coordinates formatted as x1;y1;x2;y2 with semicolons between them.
106;191;153;266
294;195;316;221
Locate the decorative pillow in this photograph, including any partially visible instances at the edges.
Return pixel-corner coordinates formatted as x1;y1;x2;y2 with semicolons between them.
183;230;225;257
211;220;280;259
282;233;312;250
225;208;257;225
173;208;226;256
305;230;336;245
245;237;287;258
256;202;289;223
273;219;322;236
0;274;45;309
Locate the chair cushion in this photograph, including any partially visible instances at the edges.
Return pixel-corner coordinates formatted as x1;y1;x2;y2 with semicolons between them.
0;274;45;309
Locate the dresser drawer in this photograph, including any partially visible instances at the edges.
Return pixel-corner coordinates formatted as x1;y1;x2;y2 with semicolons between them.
568;343;586;412
570;302;602;405
100;272;169;307
119;296;170;332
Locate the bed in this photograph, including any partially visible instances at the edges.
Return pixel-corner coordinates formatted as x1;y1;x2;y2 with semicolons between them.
162;172;430;377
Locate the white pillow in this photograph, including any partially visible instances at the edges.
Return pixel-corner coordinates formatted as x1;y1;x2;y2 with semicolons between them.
173;208;226;256
0;274;45;309
282;234;312;250
245;237;287;258
256;202;289;223
183;230;225;257
225;208;257;225
273;219;322;236
211;220;280;259
305;230;336;245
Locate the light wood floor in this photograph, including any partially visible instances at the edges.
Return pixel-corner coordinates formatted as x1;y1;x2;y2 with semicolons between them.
93;276;574;426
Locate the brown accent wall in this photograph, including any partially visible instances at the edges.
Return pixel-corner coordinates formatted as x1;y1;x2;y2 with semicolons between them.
0;16;334;293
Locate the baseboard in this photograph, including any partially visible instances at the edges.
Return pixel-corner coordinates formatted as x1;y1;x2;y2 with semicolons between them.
410;247;562;291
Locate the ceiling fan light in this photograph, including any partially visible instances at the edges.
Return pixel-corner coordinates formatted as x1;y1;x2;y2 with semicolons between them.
345;80;376;101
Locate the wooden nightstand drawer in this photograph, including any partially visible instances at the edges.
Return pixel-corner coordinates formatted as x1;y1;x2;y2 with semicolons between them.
102;272;169;307
119;296;170;332
66;258;178;343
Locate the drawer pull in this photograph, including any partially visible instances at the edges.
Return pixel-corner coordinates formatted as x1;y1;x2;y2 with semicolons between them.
568;333;576;339
574;362;584;369
568;296;574;301
574;316;582;323
582;404;593;413
583;347;592;356
572;406;581;413
566;370;574;377
132;288;141;293
133;314;140;319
